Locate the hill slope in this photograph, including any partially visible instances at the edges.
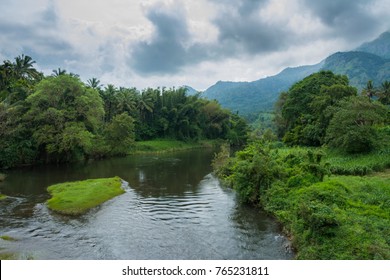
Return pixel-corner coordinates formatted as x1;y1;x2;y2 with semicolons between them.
322;51;390;90
202;63;323;114
201;31;390;115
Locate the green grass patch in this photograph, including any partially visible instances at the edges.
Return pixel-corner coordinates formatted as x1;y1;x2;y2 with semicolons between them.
263;175;390;259
0;194;7;200
1;236;17;242
47;177;125;216
275;147;390;176
134;139;215;153
0;252;17;260
325;150;390;175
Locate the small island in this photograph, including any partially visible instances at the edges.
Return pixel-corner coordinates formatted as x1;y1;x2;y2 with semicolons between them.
47;177;125;216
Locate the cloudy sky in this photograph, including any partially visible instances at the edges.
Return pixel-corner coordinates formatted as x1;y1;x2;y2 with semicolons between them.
1;0;389;90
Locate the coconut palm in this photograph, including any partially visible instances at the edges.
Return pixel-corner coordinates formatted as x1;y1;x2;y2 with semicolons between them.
87;77;101;89
116;87;137;115
52;68;67;77
13;54;41;80
376;81;390;105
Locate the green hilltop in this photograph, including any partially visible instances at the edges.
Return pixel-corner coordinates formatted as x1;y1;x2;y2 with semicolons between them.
202;31;390;115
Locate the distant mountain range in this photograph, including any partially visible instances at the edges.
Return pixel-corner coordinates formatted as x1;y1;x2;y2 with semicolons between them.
197;31;390;115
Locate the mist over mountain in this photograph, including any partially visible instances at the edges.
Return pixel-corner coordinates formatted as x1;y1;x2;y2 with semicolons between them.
201;31;390;115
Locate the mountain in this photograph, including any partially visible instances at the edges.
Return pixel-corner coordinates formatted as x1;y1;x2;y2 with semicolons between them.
201;31;390;115
202;63;323;114
182;85;199;95
356;31;390;59
322;51;390;90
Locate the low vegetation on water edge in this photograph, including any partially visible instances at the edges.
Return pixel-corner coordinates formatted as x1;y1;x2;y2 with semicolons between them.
46;177;125;216
1;236;17;242
0;194;7;200
133;139;218;153
0;252;18;260
213;142;390;259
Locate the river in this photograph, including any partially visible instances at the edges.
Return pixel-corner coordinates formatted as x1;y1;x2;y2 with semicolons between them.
0;149;293;259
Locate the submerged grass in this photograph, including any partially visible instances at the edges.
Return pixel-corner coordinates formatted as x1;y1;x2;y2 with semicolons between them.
47;177;125;216
0;236;17;242
0;252;17;260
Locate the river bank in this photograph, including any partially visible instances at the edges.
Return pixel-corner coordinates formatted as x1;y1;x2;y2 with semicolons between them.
213;142;390;259
132;139;220;154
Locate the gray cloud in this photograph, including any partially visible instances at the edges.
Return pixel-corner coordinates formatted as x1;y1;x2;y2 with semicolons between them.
0;1;77;70
302;0;384;41
131;6;192;74
210;0;293;54
130;0;291;75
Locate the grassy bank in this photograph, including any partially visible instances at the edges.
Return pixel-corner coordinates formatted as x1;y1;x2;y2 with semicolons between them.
47;177;125;215
214;142;390;259
133;139;217;154
263;174;390;259
276;147;390;176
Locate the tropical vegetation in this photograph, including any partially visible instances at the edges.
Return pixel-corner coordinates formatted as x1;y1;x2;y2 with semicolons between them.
0;55;248;169
214;71;390;259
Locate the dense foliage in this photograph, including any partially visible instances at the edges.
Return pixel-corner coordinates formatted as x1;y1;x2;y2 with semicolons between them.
214;69;390;259
214;141;390;259
276;71;389;153
0;55;248;169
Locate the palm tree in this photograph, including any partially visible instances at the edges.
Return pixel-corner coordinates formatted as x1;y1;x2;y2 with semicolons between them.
137;90;154;120
116;87;137;114
378;81;390;105
102;84;118;122
52;68;67;77
13;54;40;80
363;80;375;100
87;77;101;89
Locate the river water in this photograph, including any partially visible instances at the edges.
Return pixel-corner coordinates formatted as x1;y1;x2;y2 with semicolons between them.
0;149;293;260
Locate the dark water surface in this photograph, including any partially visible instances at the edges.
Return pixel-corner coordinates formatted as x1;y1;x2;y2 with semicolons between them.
0;149;293;259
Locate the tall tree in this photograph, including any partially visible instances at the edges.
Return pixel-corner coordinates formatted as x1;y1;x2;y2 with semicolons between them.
378;81;390;105
13;55;40;80
87;77;102;89
25;75;104;162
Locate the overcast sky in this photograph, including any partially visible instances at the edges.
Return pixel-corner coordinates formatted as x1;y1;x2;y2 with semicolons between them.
1;0;389;90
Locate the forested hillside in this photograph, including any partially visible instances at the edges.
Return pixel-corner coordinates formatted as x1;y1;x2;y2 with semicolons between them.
202;31;390;115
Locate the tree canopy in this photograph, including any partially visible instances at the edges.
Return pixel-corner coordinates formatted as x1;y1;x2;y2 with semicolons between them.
0;55;249;169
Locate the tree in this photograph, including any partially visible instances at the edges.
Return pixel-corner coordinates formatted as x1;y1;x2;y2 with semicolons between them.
378;81;390;105
86;77;102;89
101;84;118;123
362;80;375;100
279;71;354;146
325;96;387;153
52;68;67;77
104;113;135;155
25;75;104;162
13;54;41;80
